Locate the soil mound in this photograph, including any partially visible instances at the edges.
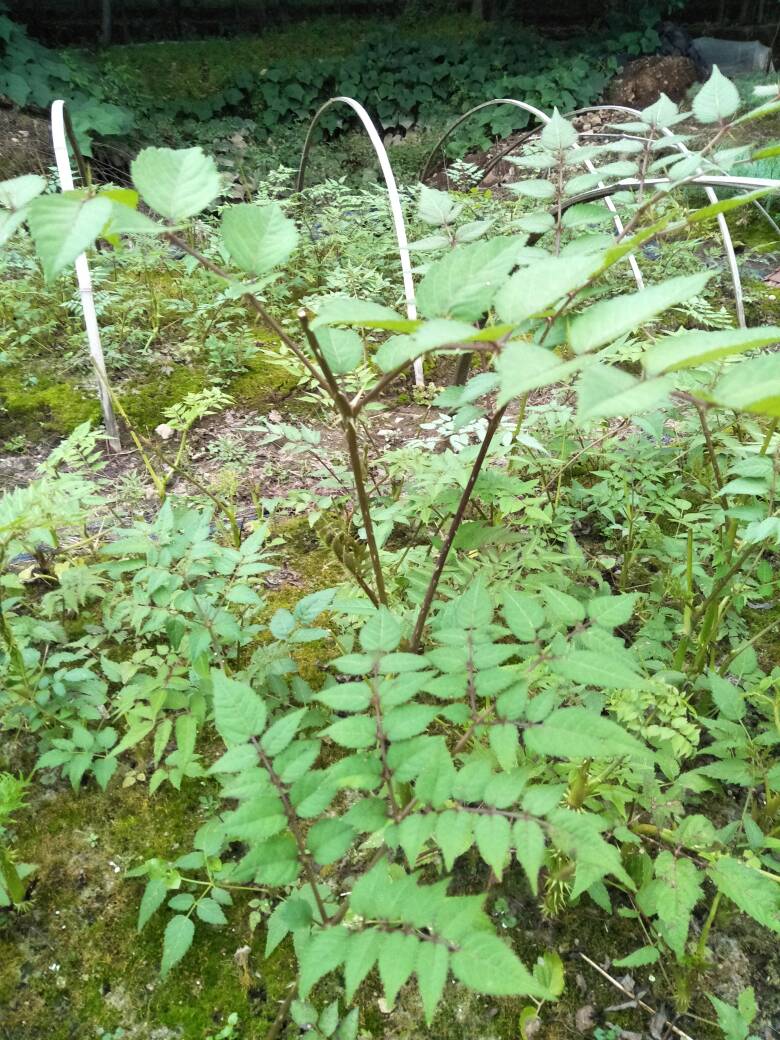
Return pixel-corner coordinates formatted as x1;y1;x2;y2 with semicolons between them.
605;55;699;109
0;105;53;179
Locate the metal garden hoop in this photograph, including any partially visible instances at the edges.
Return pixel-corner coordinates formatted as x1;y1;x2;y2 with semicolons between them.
419;98;644;290
572;104;746;326
296;96;424;386
50;100;121;450
422;98;780;328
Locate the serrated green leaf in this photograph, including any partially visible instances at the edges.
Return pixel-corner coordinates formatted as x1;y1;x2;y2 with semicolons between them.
27;193;112;281
196;896;228;925
708;672;745;722
541;108;577;152
344;928;381;1000
416;237;518;322
261;708;306;757
637;851;702;957
588;593;637;628
378;930;419;1007
496;341;594;404
576;365;672;420
221;202;298;276
374;318;485;372
323;715;376;749
160;914;195;976
693;66;740;123
360;607;402;653
0;207;29;248
613;945;660;967
451;931;543;997
211;670;266;746
490;723;519;772
495;254;602;325
513;818;545;896
644;326;780;375
708;856;780;932
711;353;780;416
310;297;414;331
540;586;585;625
569;273;711;354
416;740;456;808
526;707;652;761
395;813;436;865
137;877;167;932
315;327;363;375
251;832;300;885
417;941;449;1024
308;818;355;866
435;809;474;870
501;590;544;641
510;179;556;200
474;813;512;880
299;926;350;997
0;173;46;210
131;146;221;220
418;184;463;225
454;577;493;629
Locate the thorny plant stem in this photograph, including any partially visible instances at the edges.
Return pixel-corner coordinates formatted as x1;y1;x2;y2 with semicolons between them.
110;395;243;546
164;232;331;397
264;984;297;1040
693;400;725;493
252;737;330;925
410;406;508;650
344;418;388;605
294;310;390;603
351;343;498;414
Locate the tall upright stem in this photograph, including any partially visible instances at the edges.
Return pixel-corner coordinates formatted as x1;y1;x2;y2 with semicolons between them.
410;406;507;650
344;419;388;605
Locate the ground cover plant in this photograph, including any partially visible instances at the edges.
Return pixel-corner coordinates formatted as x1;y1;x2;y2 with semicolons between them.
0;6;665;178
2;67;780;1040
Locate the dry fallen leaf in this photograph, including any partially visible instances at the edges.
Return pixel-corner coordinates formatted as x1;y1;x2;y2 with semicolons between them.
575;1004;596;1032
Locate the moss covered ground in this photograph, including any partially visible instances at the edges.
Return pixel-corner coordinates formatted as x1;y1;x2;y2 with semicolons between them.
5;746;780;1039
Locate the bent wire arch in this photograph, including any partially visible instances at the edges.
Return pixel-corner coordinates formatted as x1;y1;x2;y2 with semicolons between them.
452;101;755;327
420;99;644;290
568;104;747;327
297;96;424;385
50;100;121;449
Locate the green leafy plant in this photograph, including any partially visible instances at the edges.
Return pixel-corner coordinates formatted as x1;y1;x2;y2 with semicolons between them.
0;772;34;907
0;5;133;154
3;66;780;1038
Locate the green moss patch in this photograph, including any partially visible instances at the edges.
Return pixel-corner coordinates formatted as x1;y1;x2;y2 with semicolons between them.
0;777;294;1040
0;366;101;440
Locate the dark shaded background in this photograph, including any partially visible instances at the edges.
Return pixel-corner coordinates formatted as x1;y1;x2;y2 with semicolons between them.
6;0;780;46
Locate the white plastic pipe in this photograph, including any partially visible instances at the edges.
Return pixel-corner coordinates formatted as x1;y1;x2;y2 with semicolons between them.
421;98;644;290
578;104;747;327
297;97;423;386
50;100;121;450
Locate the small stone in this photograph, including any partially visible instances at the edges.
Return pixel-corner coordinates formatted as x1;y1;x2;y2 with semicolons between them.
575;1005;596;1032
155;423;175;440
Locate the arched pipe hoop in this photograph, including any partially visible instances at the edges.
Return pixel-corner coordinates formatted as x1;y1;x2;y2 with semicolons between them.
567;104;748;327
560;174;780;206
51;100;121;450
420;99;644;291
297;96;424;386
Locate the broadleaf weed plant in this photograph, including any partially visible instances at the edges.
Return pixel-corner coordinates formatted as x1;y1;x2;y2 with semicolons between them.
2;69;780;1038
